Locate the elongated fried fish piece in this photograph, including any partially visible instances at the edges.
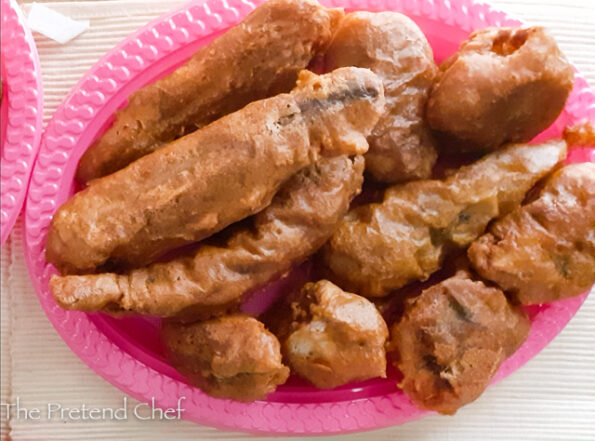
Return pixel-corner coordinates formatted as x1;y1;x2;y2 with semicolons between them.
162;315;289;401
325;11;438;182
47;68;384;275
266;280;388;389
76;0;344;183
469;162;595;305
50;155;365;318
322;139;568;297
389;270;530;415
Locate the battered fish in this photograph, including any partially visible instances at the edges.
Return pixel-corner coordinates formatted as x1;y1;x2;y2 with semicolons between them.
469;162;595;304
322;139;568;297
77;0;344;182
50;155;364;318
267;280;388;389
325;11;438;182
563;121;595;147
47;68;384;274
162;315;289;401
427;27;574;152
390;270;530;415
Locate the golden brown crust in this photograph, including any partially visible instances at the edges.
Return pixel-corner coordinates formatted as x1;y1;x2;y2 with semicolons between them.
269;280;388;389
427;27;574;152
390;270;530;415
50;155;365;318
162;315;289;401
47;68;384;274
468;163;595;304
325;11;437;182
322;139;568;297
563;121;595;147
76;0;344;182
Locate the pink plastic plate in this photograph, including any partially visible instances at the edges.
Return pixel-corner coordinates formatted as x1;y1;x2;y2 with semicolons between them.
24;0;595;435
1;0;43;245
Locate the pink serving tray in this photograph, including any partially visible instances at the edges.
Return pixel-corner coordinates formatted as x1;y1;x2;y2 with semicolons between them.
1;0;43;245
23;0;595;435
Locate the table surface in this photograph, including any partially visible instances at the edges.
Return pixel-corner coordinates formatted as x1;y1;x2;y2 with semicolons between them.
1;1;594;440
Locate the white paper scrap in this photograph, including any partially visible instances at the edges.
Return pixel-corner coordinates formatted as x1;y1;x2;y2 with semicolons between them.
26;3;90;44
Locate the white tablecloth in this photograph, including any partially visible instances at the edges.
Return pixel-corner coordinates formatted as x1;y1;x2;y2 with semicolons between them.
2;1;594;440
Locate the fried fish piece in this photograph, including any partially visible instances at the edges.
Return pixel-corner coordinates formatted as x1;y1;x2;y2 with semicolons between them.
563;121;595;147
322;139;568;297
325;12;437;183
162;315;289;401
47;68;384;275
267;280;388;389
427;27;574;152
50;155;365;318
469;162;595;305
389;270;530;415
76;0;344;183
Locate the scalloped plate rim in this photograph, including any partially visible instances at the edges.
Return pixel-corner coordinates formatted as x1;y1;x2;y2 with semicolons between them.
1;0;44;245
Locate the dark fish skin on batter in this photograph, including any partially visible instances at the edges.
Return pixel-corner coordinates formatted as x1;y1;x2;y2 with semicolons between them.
76;0;345;183
46;67;384;275
469;162;595;305
322;139;568;297
50;155;365;320
389;270;530;415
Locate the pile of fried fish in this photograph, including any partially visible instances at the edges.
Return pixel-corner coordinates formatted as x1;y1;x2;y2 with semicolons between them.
47;0;594;413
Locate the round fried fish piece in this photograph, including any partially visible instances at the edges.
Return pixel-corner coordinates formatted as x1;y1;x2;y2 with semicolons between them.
390;270;530;415
162;315;289;402
427;27;574;152
77;0;344;183
325;11;438;182
269;280;388;389
469;163;595;304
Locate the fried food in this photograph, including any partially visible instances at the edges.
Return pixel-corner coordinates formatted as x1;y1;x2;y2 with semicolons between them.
427;27;574;152
389;270;530;415
325;11;437;182
47;68;384;275
76;0;344;183
162;315;289;401
50;155;365;318
268;280;388;389
469;163;595;304
322;139;568;297
563;121;595;147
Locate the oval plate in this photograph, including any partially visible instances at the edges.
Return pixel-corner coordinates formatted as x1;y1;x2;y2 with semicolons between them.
1;0;43;245
24;0;594;434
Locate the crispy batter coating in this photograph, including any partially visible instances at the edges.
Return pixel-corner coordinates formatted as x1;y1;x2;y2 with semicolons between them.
50;156;364;318
469;163;595;304
427;27;574;152
322;139;568;297
77;0;344;183
162;315;289;401
269;280;388;389
390;270;530;415
563;121;595;147
325;12;437;182
47;68;384;274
